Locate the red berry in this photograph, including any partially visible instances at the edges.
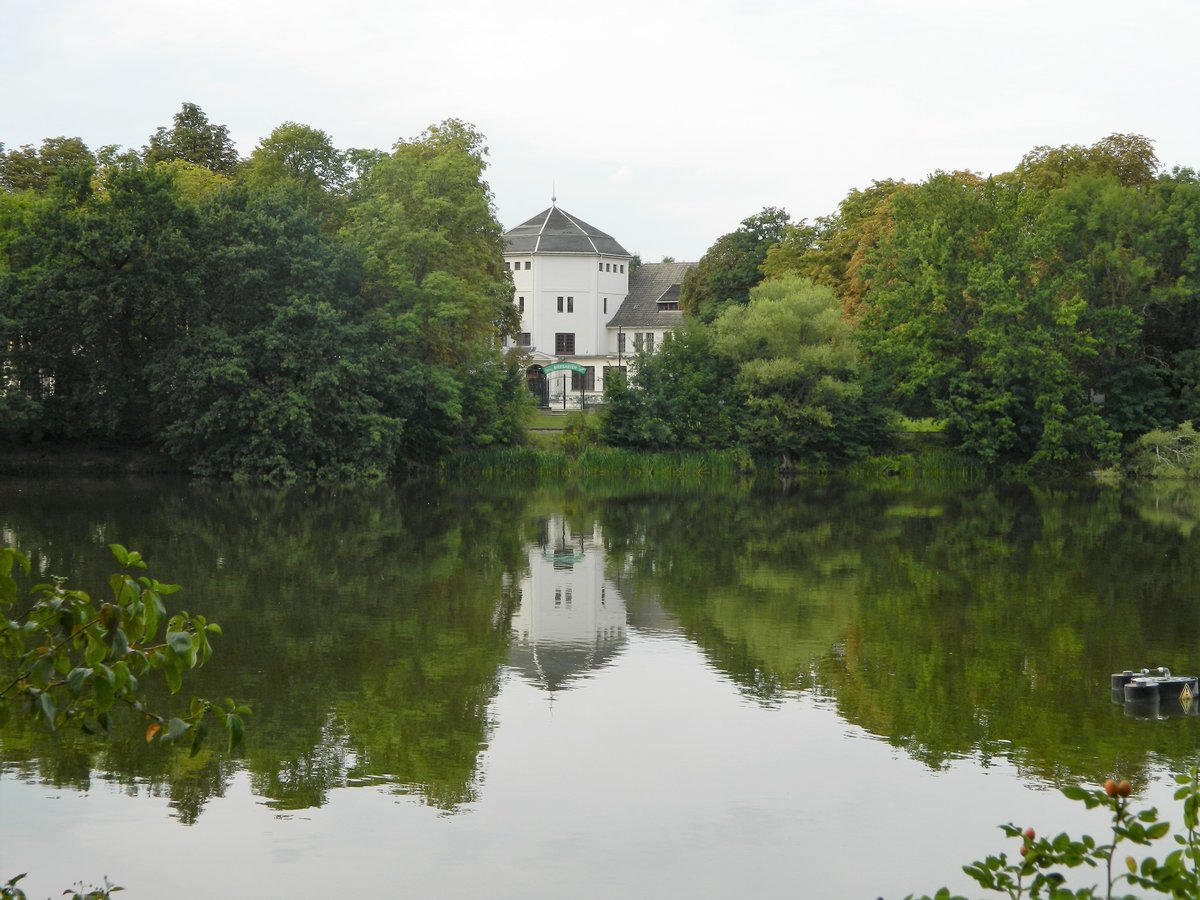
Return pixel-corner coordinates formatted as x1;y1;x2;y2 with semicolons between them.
1023;827;1035;841
1019;846;1028;856
1104;779;1118;797
1117;780;1132;797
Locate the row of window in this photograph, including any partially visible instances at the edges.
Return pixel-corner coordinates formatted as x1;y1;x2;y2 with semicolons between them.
515;296;608;313
508;332;663;354
618;332;657;353
509;260;625;274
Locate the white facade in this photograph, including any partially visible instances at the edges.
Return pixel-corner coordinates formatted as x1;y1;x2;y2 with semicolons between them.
508;252;630;361
502;206;690;406
503;205;634;403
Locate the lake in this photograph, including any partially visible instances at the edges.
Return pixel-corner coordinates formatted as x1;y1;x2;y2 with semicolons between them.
3;475;1200;898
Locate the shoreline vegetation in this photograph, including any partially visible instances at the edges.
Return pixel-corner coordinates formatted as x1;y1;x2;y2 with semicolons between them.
4;112;1200;485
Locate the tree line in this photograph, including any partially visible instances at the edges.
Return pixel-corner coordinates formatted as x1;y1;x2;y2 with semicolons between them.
0;104;524;480
608;133;1200;474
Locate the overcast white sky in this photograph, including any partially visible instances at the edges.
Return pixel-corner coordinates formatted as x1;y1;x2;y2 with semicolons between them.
4;0;1197;260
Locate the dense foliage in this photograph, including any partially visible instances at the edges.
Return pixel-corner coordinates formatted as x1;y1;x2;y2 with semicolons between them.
764;134;1200;473
642;134;1200;473
604;275;892;466
0;105;524;480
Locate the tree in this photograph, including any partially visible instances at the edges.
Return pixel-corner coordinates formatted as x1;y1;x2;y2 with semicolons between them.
679;206;791;322
1013;132;1160;194
0;137;95;193
762;179;907;315
711;275;891;468
2;157;203;441
342;119;523;462
143;102;240;175
601;326;742;450
854;171;1127;468
243;122;348;229
146;184;404;481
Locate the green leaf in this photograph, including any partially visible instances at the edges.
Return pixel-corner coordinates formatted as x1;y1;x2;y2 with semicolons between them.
162;717;190;743
108;544;129;566
144;590;164;640
167;631;192;654
36;690;57;729
205;622;222;636
163;659;183;694
1147;822;1171;839
66;667;91;696
84;631;107;667
226;713;245;753
111;628;129;658
1062;785;1092;802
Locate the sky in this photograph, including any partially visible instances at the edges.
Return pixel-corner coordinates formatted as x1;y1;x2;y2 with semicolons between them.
3;0;1198;261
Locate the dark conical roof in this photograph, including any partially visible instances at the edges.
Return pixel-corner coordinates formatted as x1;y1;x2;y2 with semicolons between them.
504;206;630;257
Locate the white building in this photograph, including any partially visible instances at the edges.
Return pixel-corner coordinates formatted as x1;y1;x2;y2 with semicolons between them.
502;204;691;406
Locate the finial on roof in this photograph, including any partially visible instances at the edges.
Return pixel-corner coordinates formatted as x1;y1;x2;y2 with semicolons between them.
551;182;556;206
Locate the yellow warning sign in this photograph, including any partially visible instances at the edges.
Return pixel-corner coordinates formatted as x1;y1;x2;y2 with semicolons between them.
1181;683;1194;713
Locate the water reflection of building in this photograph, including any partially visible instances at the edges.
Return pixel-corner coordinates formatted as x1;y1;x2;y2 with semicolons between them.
507;516;627;692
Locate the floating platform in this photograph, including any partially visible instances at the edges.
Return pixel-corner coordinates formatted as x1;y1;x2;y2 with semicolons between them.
1111;668;1199;719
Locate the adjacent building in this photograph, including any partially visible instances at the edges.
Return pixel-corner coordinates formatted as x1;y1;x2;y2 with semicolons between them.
502;203;691;406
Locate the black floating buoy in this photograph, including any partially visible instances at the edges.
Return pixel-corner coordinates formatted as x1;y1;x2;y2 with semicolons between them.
1114;667;1199;715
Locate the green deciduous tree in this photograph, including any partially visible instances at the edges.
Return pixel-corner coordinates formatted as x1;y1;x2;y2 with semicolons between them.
243;122;348;229
679;206;791;322
3;158;203;440
601;327;742;450
343;119;523;461
712;275;892;467
0;137;95;193
147;184;404;481
143;102;240;175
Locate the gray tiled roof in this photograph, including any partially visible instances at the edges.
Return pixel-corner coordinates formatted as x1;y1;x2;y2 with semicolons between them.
503;206;630;257
607;261;695;328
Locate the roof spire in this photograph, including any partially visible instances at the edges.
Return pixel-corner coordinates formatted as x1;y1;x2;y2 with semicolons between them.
551;182;556;206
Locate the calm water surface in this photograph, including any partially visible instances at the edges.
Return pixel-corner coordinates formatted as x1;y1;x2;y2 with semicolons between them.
3;476;1200;898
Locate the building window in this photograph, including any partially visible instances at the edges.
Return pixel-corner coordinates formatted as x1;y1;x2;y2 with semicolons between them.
517;296;524;313
618;332;626;353
620;264;624;273
524;261;531;270
633;333;643;351
567;296;574;313
603;297;607;314
645;332;655;352
555;333;575;354
598;262;603;271
519;332;531;347
606;263;611;272
557;296;564;312
603;365;627;384
571;366;596;391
